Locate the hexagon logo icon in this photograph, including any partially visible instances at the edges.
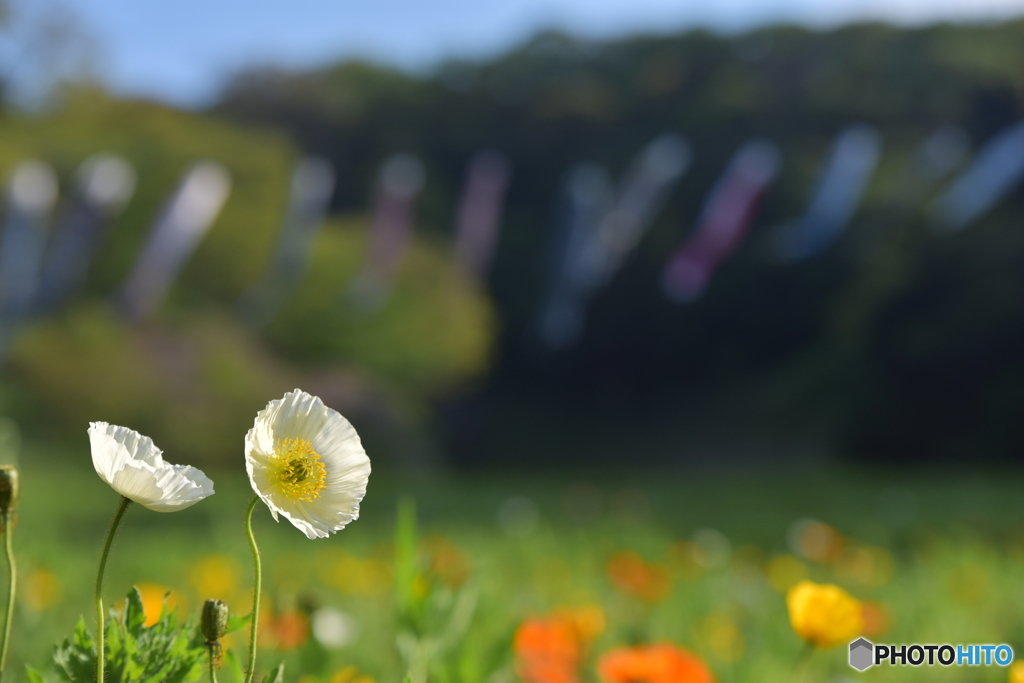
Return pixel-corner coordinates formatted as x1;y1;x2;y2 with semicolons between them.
849;637;874;671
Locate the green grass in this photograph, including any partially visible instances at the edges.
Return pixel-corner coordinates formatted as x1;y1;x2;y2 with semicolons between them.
7;439;1024;682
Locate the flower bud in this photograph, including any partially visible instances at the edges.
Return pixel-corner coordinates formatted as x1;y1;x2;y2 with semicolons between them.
0;466;19;516
201;598;229;643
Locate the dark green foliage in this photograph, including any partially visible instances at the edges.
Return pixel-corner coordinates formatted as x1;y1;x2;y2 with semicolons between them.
217;21;1024;464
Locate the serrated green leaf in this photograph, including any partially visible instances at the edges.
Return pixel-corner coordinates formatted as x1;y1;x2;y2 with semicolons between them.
52;587;211;683
125;586;147;636
26;665;48;683
52;630;96;683
72;618;92;649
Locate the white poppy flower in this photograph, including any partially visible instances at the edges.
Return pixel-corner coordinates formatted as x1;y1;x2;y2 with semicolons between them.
88;422;215;512
245;389;370;539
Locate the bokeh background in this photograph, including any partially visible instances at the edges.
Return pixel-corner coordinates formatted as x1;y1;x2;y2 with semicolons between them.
0;0;1023;680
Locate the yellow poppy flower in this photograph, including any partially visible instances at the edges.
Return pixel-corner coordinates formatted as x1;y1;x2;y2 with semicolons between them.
786;580;863;648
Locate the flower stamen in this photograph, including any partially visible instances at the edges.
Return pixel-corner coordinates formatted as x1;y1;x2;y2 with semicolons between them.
267;439;328;502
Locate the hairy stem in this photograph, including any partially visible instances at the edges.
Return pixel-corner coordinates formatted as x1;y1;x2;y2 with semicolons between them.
0;511;15;680
243;496;262;683
95;496;131;683
208;645;220;683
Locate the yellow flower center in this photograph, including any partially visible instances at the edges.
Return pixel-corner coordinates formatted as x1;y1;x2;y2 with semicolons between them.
267;438;327;502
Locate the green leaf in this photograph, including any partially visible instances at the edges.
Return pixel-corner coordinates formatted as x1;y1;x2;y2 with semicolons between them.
224;648;245;683
437;583;478;653
124;586;147;636
25;665;48;683
260;662;285;683
225;613;251;635
53;626;96;683
72;618;92;650
395;497;419;617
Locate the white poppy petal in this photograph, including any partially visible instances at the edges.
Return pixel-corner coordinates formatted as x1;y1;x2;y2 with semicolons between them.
149;464;216;512
89;421;129;485
246;389;370;538
88;423;214;512
244;449;280;522
278;506;325;539
107;460;165;507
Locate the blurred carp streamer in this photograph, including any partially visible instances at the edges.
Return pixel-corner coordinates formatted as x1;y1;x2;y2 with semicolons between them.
349;153;425;310
871;126;969;222
117;161;231;323
538;163;614;349
930;120;1024;233
662;140;781;302
913;126;970;183
769;125;882;262
0;161;58;332
538;134;690;348
588;134;691;287
238;156;335;327
454;150;511;279
36;154;136;313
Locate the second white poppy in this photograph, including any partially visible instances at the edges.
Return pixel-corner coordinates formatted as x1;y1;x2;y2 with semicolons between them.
245;389;370;539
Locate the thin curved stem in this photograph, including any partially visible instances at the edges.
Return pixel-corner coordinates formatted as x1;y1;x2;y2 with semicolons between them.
0;511;15;680
95;496;131;683
243;496;261;683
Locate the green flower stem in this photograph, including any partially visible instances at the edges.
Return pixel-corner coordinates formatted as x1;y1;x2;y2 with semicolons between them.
95;496;131;683
0;511;15;681
244;496;262;683
794;642;815;683
208;647;219;683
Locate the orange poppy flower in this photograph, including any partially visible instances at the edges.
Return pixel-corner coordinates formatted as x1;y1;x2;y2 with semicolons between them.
258;605;311;650
860;601;892;637
424;535;472;588
134;583;180;627
607;551;672;604
272;610;311;650
598;643;714;683
514;616;583;683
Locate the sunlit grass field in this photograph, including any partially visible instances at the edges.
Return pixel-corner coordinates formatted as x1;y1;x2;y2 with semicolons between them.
10;439;1024;682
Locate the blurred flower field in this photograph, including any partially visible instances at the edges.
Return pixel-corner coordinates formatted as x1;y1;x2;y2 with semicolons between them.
5;441;1024;682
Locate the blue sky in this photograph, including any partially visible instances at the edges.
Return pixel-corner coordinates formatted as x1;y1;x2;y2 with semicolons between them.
9;0;1024;107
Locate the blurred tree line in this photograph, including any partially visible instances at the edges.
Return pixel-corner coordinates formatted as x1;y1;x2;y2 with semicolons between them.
0;92;492;466
2;20;1024;468
214;20;1024;466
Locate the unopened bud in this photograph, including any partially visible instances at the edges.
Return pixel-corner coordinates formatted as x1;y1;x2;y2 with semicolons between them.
0;467;18;515
201;599;229;643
